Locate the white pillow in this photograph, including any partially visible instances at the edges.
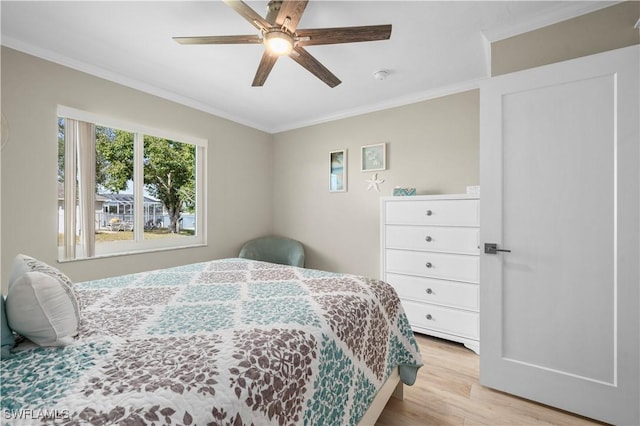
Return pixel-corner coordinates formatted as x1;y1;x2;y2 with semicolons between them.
8;254;32;288
9;254;75;291
6;271;80;346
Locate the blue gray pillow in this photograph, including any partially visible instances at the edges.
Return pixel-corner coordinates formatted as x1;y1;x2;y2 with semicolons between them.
1;296;15;358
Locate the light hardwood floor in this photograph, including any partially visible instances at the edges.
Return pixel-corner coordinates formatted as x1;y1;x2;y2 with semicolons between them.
376;333;607;426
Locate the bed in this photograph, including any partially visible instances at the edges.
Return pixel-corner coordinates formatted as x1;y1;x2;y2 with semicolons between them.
2;258;423;425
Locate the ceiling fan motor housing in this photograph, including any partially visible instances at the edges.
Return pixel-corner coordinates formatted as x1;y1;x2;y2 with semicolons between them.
266;0;283;23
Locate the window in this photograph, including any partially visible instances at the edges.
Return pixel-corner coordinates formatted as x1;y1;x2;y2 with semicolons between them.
57;106;207;261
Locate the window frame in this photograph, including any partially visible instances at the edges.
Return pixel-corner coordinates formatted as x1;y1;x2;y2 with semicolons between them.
57;105;207;261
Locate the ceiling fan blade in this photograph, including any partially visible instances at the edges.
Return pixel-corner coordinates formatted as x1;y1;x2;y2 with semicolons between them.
222;0;271;31
290;46;341;88
173;35;262;45
252;50;279;87
296;24;392;46
276;0;308;32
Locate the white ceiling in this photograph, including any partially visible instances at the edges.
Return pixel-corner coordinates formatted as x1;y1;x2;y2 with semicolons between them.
1;1;615;133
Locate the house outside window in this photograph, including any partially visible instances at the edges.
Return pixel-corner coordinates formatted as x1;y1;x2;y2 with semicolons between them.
57;106;207;261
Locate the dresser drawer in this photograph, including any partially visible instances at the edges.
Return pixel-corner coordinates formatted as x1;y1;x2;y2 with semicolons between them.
385;199;479;226
386;249;479;283
386;273;479;311
402;299;479;339
385;225;479;254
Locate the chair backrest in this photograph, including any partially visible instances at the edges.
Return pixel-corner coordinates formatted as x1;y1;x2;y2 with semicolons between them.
238;236;305;267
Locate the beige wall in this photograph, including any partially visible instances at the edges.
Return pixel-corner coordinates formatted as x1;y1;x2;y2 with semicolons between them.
0;47;273;291
272;90;479;278
492;1;640;76
2;2;634;288
270;1;638;279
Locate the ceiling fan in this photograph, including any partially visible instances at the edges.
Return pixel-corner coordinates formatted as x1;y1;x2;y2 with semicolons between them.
173;0;392;88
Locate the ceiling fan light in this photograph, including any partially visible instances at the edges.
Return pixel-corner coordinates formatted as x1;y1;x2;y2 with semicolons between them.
264;31;293;56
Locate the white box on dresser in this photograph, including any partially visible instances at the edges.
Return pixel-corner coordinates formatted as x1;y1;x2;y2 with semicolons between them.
381;194;480;353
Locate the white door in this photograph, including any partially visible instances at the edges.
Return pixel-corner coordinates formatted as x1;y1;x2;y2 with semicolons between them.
479;45;639;425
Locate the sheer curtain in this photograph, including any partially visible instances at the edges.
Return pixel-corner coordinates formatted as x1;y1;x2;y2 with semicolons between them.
63;119;95;260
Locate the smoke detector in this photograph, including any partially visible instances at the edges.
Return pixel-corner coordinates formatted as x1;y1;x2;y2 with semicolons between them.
373;70;389;81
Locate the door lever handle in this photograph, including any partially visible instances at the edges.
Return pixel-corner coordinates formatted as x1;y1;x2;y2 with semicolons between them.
484;243;512;254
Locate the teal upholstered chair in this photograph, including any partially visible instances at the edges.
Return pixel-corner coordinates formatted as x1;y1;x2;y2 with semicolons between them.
238;236;305;268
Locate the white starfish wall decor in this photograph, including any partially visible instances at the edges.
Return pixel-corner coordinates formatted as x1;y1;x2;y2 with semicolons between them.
366;173;385;192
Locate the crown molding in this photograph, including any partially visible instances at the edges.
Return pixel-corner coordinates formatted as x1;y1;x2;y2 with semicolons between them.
2;35;483;135
1;37;272;133
5;0;620;136
270;78;483;134
482;1;622;43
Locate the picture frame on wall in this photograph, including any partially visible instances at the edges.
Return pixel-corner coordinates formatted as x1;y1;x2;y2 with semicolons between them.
329;149;347;192
361;143;386;172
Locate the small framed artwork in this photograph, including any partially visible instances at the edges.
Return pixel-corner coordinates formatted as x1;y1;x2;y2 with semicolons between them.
361;143;386;172
329;149;347;192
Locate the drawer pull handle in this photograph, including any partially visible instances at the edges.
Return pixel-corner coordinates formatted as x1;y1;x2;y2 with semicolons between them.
426;288;433;294
426;210;433;216
425;236;432;242
426;314;433;320
425;262;433;268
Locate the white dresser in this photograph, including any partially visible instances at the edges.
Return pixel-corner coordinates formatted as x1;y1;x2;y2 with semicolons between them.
380;194;480;353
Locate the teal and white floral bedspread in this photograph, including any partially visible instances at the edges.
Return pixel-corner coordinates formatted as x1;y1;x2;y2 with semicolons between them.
1;258;422;425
